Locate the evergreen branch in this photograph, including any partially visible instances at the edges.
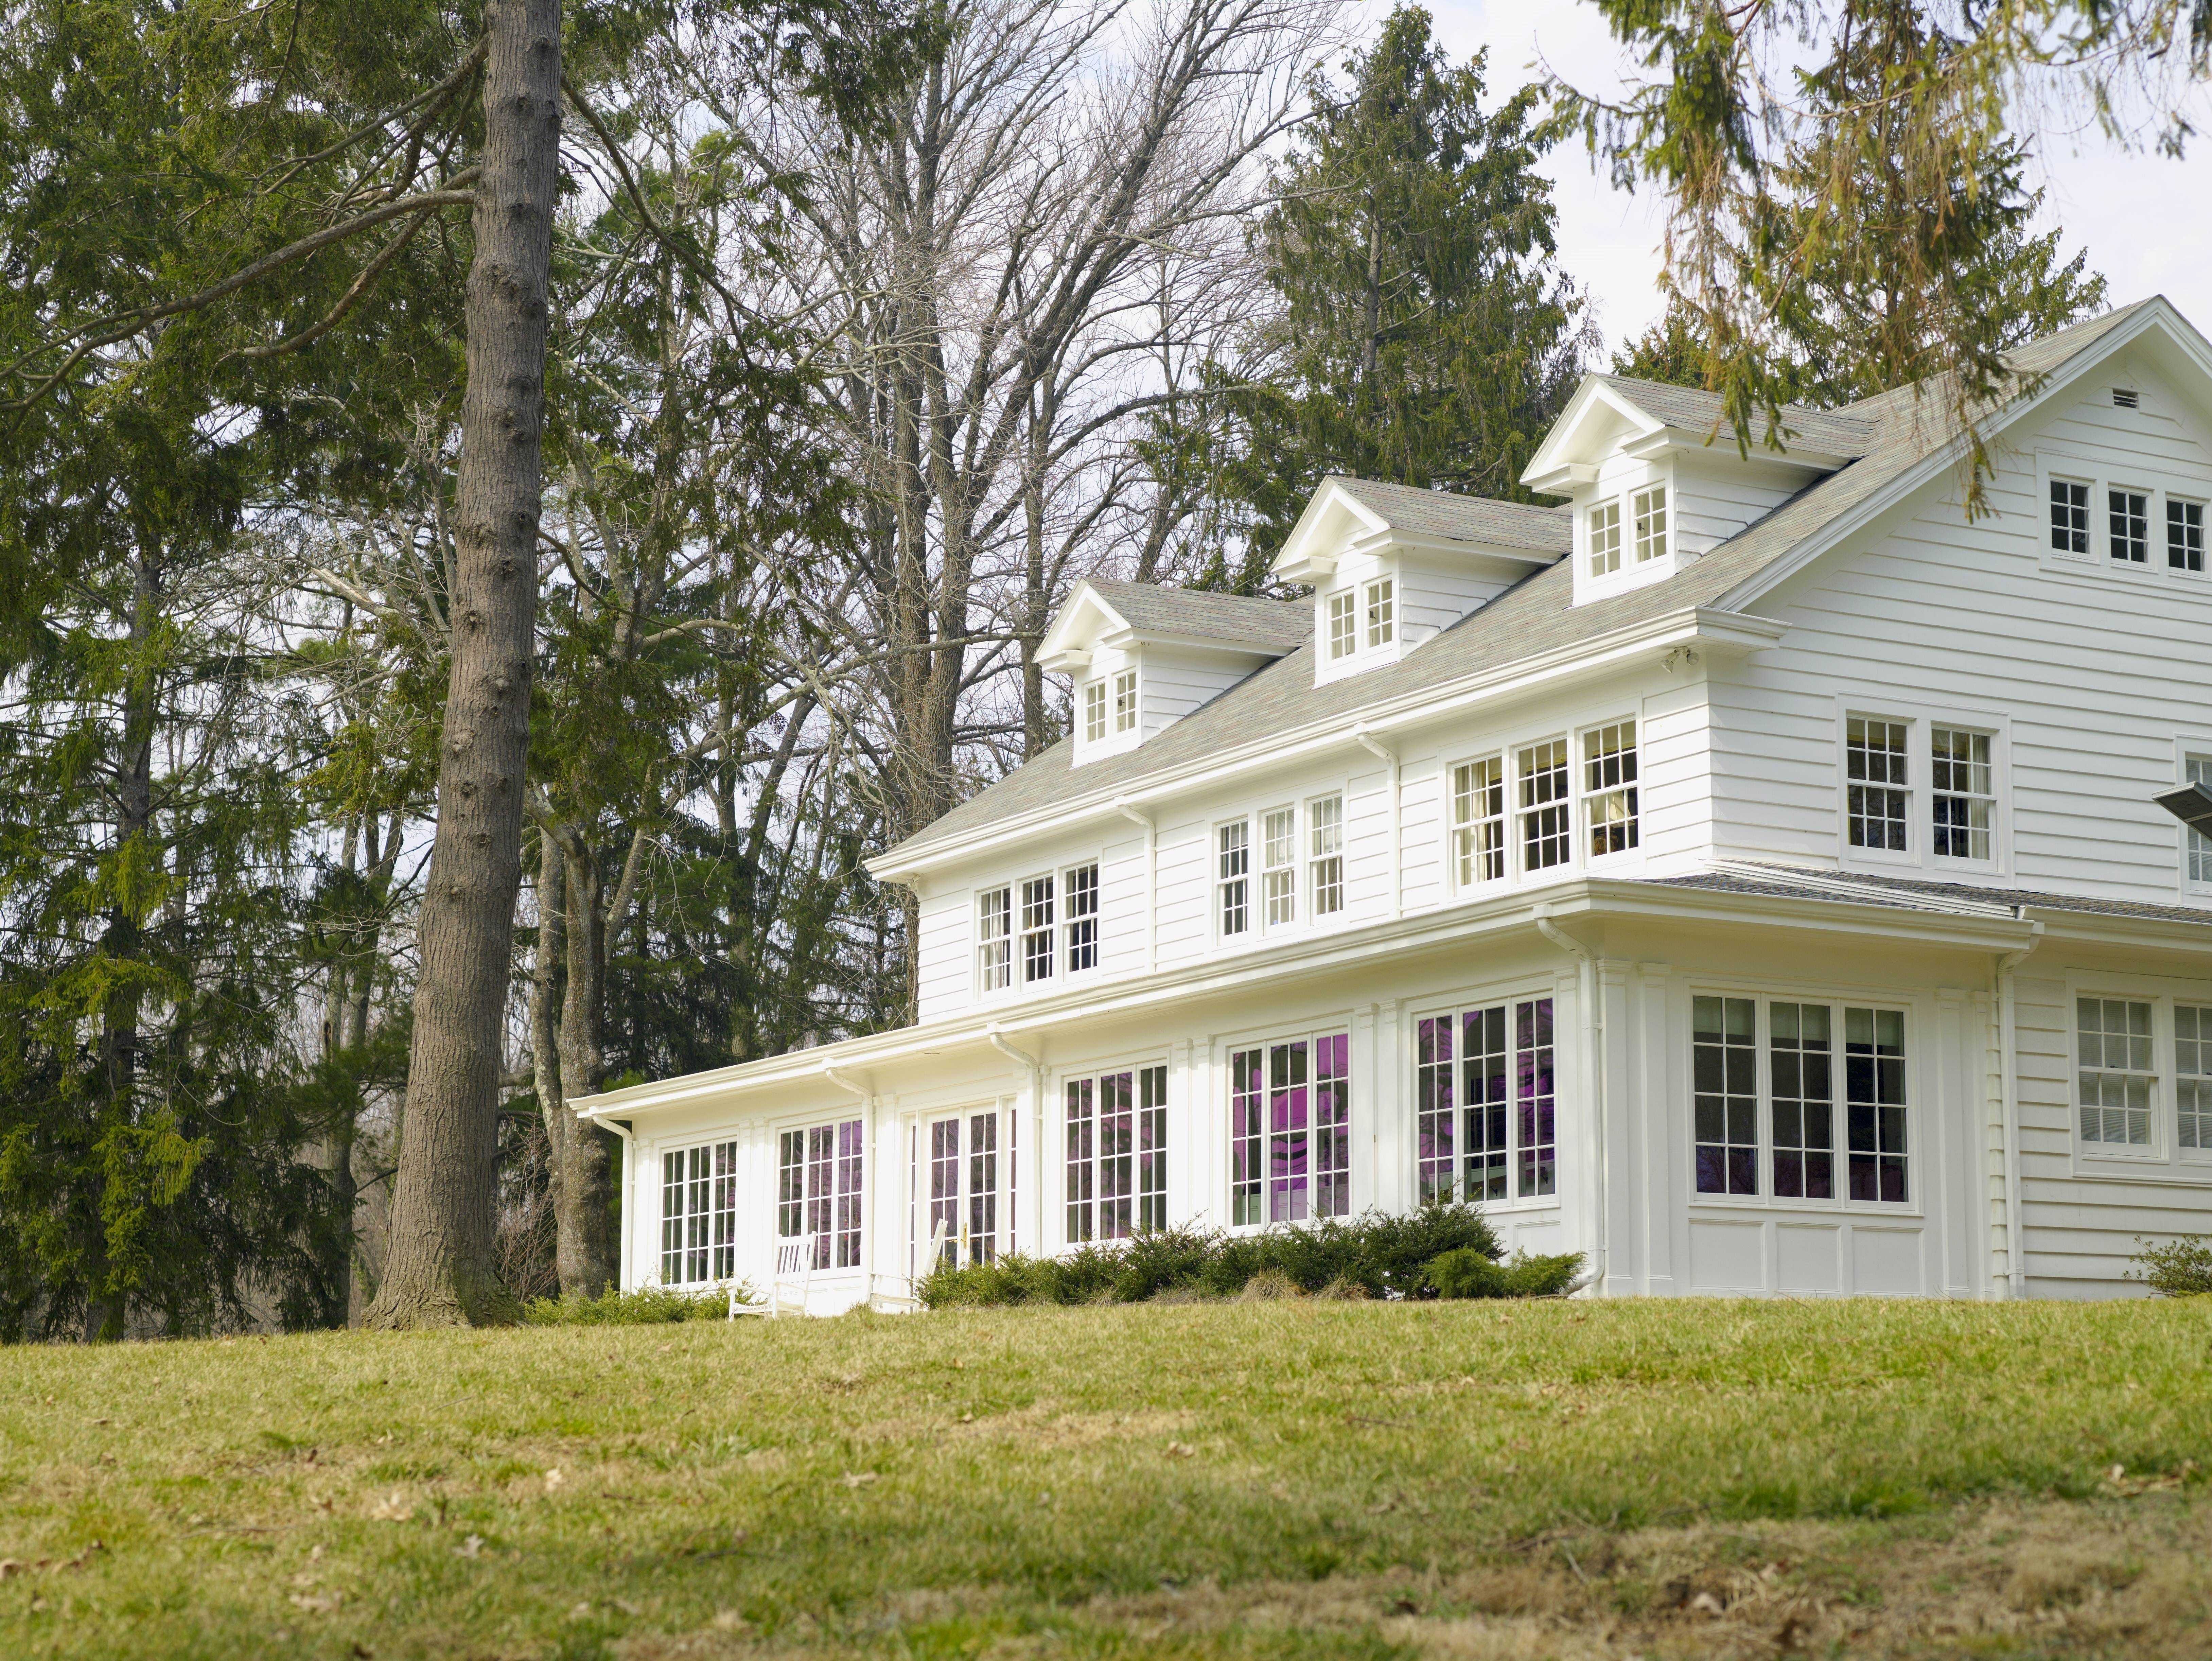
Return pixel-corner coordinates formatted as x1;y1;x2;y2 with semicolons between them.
228;200;441;363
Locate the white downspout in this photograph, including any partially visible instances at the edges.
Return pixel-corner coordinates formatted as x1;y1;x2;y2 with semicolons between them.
1535;906;1605;1294
1354;727;1402;920
1113;799;1156;974
988;1026;1043;1256
593;1114;637;1290
1992;917;2043;1301
823;1066;873;1303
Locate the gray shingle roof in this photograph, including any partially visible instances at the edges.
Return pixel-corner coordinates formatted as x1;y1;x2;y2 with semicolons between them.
1592;374;1877;458
1084;579;1310;652
884;303;2150;868
1322;477;1574;553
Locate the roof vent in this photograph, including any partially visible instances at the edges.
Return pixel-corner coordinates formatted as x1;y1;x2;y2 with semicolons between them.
2113;387;2139;409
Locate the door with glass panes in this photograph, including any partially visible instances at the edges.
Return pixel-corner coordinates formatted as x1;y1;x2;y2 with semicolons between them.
916;1106;1011;1271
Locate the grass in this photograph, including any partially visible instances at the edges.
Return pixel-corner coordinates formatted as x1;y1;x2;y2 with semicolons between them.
2;1297;2210;1659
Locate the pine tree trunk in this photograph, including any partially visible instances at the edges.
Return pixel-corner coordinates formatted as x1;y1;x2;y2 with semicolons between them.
554;846;613;1296
365;0;560;1329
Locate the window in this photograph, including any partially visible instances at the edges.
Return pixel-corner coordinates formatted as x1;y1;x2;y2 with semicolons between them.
1328;591;1356;660
1693;997;1758;1195
2178;1006;2212;1150
1063;862;1099;973
1582;720;1638;857
1112;668;1138;734
2110;488;2149;563
1065;1065;1164;1243
1229;1032;1350;1225
2171;499;2207;573
2077;997;2154;1146
977;887;1012;991
2189;755;2212;884
1083;680;1106;744
1416;998;1553;1204
1518;739;1570;872
1020;875;1054;983
2050;479;2091;553
1451;756;1506;885
1365;577;1394;649
1691;998;1908;1206
1588;498;1621;577
1930;726;1994;861
1217;821;1249;937
928;1112;1002;1268
1846;717;1910;852
777;1121;863;1270
1262;806;1298;926
662;1140;738;1284
1308;794;1344;916
1632;484;1668;563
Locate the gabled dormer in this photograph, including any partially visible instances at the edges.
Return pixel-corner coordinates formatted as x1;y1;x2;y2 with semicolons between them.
1525;375;1874;607
1038;580;1308;767
1273;478;1571;687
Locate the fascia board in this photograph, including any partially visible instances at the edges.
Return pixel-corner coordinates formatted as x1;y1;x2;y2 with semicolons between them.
1383;531;1565;568
1719;301;2193;612
1107;628;1299;664
574;874;2039;1119
867;606;1789;882
1520;377;1662;488
1275;480;1390;581
2027;908;2212;953
1036;581;1131;667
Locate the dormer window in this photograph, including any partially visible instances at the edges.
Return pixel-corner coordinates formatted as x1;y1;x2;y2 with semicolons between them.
1633;484;1669;564
1588;498;1621;577
1327;591;1356;660
1364;577;1394;649
1083;680;1107;743
1112;668;1138;733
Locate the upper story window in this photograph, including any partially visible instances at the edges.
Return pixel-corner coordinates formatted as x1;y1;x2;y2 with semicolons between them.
977;887;1012;991
2172;499;2206;573
1845;717;1910;852
1064;862;1099;973
1309;794;1345;915
1262;806;1298;926
1327;591;1356;660
2189;755;2212;885
1020;876;1055;983
1931;727;1993;860
1364;577;1394;649
1217;821;1250;937
1632;484;1668;563
1582;720;1639;857
1452;756;1506;886
1588;498;1622;577
1517;739;1571;872
2110;488;2150;564
1083;680;1107;744
1111;668;1138;734
2050;478;2091;553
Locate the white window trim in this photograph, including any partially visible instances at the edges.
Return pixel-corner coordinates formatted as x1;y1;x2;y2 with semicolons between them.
1364;576;1395;650
1682;981;1925;1217
2177;737;2212;899
1586;496;1622;578
1447;751;1509;893
975;884;1014;998
1408;984;1565;1212
1435;701;1649;897
1061;858;1102;978
1833;700;2012;878
1928;721;2000;871
1306;791;1347;922
1110;667;1139;735
2066;976;2212;1179
769;1114;867;1276
1218;1021;1355;1232
1214;815;1253;944
2034;450;2212;592
1053;1058;1171;1248
1575;464;1678;605
1577;717;1640;867
1326;589;1357;661
1260;802;1299;931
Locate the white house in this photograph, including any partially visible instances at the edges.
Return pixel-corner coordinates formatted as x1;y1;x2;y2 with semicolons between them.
574;297;2212;1309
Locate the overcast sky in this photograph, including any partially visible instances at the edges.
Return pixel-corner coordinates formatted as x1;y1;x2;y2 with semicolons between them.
1393;0;2212;361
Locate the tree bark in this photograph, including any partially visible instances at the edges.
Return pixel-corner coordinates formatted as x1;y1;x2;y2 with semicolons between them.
553;842;614;1295
365;0;560;1329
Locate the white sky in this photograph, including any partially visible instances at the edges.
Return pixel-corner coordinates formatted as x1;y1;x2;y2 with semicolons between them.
1386;0;2212;360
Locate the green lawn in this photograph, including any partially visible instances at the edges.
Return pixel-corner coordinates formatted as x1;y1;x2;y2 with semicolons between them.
4;1297;2210;1659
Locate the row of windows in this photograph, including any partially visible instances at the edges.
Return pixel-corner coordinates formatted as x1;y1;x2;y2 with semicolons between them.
2075;996;2212;1154
1691;997;1908;1204
1587;484;1669;578
978;863;1100;991
1845;715;1997;861
1448;718;1638;885
660;1120;865;1287
1326;578;1396;662
2051;478;2205;572
1217;794;1345;937
1082;669;1139;744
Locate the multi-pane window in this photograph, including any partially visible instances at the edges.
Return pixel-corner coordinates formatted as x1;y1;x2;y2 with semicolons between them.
1063;862;1099;973
1112;668;1138;734
1308;794;1345;916
1632;484;1668;563
1518;739;1571;872
2049;478;2091;553
1588;498;1622;577
1228;1032;1350;1225
1415;998;1552;1204
1263;806;1298;926
1217;821;1250;937
966;1114;999;1264
2171;499;2207;573
1328;591;1356;660
1690;999;1907;1206
2189;756;2212;885
2109;488;2150;563
1365;577;1395;649
2077;997;2154;1146
1451;756;1506;885
1066;1066;1163;1243
1083;680;1107;743
1846;717;1910;852
2178;1006;2212;1150
1930;727;1994;861
1020;875;1055;983
778;1121;863;1270
1692;996;1758;1195
1582;721;1638;857
977;886;1012;991
663;1140;737;1284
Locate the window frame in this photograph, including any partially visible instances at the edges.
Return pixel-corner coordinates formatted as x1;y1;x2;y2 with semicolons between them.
1215;817;1251;941
1261;803;1298;929
2168;496;2206;573
1225;1027;1352;1229
976;885;1013;995
1631;483;1668;565
1929;723;1997;866
1063;860;1100;976
1019;873;1056;984
1515;736;1572;875
1587;496;1622;578
1449;753;1508;890
2049;476;2092;554
2183;745;2212;894
1307;792;1346;919
1579;719;1639;862
1836;703;2011;877
1327;589;1356;661
1364;576;1395;650
661;1139;739;1286
1082;679;1107;745
2065;978;2212;1177
1062;1062;1168;1245
2109;484;2152;565
1412;991;1560;1210
1110;667;1139;735
773;1118;865;1271
2036;452;2212;589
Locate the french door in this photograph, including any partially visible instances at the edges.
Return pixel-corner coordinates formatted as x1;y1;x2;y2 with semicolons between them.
914;1107;1012;1272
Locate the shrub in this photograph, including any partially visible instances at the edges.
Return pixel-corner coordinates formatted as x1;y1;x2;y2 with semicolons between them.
1427;1248;1587;1300
2129;1235;2212;1297
521;1284;736;1325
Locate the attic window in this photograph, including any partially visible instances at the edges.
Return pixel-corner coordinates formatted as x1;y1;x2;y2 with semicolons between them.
2113;387;2139;409
1112;668;1138;734
1083;680;1106;743
1327;591;1356;660
1364;577;1394;648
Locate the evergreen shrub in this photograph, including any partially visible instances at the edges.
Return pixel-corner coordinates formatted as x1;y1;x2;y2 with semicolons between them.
1425;1247;1586;1300
521;1284;737;1325
2129;1235;2212;1297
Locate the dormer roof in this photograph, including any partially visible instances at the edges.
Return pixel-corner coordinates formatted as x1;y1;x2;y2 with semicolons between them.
1036;578;1308;673
1274;476;1572;584
1521;373;1877;495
